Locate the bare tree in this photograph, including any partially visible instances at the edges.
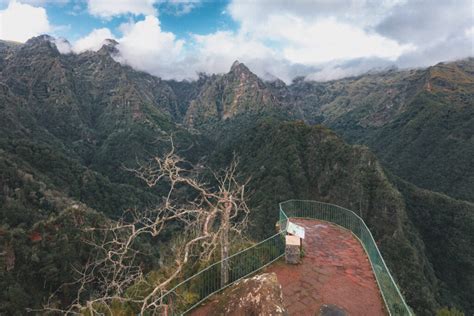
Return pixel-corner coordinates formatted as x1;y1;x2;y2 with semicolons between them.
43;137;250;315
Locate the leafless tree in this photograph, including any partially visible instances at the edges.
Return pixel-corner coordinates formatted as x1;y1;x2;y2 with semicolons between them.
42;137;250;315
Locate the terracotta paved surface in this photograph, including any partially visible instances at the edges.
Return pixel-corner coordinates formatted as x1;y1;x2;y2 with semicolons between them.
265;219;386;316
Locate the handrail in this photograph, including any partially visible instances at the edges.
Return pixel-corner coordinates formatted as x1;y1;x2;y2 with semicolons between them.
154;200;412;315
279;200;412;316
156;231;286;314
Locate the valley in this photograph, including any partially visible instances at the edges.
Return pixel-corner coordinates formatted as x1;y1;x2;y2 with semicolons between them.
0;36;473;315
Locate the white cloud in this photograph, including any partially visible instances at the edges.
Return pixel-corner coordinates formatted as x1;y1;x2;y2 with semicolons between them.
114;15;186;79
69;15;279;81
466;26;474;38
270;17;413;65
218;0;473;81
376;0;472;45
67;16;187;78
0;0;68;5
306;66;351;82
72;28;115;52
87;0;156;18
181;8;413;81
86;0;201;18
161;0;201;16
59;0;474;83
397;33;474;69
0;1;51;42
191;31;275;75
227;0;404;34
222;3;414;66
53;37;72;54
305;58;394;82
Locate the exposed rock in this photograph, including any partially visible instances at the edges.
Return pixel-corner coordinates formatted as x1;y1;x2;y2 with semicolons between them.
184;60;281;126
319;304;347;316
98;38;119;56
192;273;288;316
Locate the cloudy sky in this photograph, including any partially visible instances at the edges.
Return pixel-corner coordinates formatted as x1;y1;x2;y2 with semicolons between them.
0;0;473;82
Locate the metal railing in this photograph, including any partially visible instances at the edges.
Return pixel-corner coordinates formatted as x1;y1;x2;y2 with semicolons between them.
156;231;286;315
279;200;412;316
156;200;412;315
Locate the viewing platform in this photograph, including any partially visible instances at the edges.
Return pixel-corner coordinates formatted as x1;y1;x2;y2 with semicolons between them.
266;218;385;315
156;200;412;315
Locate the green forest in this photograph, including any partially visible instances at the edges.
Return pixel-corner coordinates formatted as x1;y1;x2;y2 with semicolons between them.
0;36;473;315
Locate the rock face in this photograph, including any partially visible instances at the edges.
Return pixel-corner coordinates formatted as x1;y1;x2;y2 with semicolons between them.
319;304;347;316
184;60;280;126
0;35;188;183
192;273;288;316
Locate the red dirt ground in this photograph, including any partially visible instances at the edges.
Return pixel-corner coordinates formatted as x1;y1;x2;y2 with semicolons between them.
265;218;386;316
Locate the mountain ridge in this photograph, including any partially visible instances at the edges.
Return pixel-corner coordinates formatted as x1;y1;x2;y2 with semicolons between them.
184;59;282;126
0;35;472;315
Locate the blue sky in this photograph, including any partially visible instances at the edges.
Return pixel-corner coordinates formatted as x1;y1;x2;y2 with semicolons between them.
39;0;237;42
0;0;472;82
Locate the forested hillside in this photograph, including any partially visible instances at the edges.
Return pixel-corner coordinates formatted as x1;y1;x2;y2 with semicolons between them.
276;59;474;202
0;36;202;314
0;36;472;315
393;176;474;312
208;119;473;314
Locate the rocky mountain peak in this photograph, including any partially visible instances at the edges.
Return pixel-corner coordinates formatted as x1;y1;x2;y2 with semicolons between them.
103;38;118;46
229;60;251;74
25;34;55;45
22;34;59;56
98;38;119;56
268;78;287;89
184;60;281;125
230;60;241;70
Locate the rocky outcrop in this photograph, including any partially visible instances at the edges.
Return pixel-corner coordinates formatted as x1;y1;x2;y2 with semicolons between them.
191;273;288;316
184;61;280;126
319;304;348;316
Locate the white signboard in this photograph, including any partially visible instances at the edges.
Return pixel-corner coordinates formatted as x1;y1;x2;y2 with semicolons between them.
287;221;305;239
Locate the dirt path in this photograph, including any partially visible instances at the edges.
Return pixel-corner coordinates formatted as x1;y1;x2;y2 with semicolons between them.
265;218;386;316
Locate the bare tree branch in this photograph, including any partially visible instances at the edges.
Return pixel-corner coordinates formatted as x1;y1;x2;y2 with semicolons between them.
43;137;250;315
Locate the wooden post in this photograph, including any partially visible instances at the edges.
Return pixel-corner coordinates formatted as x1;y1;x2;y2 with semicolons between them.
285;235;301;264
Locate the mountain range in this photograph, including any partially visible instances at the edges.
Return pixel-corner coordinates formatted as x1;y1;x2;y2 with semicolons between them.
0;35;472;315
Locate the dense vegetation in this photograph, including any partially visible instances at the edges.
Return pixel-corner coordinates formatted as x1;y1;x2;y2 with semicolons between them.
0;36;198;314
279;59;474;202
208;119;473;314
0;36;472;315
393;177;474;313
